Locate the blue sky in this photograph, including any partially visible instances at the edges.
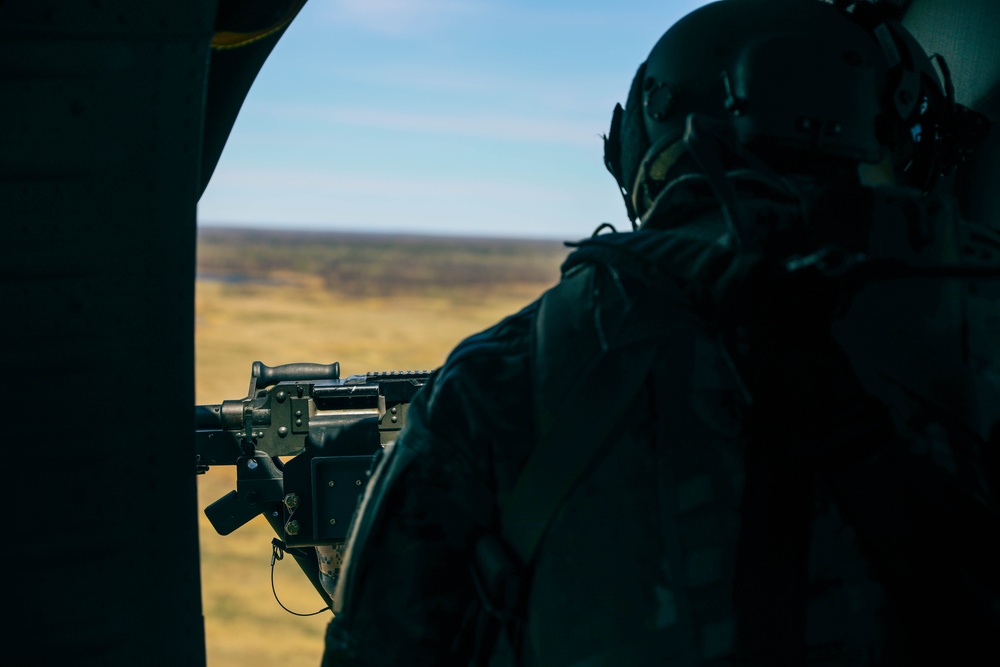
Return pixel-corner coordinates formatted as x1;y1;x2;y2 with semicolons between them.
197;0;714;240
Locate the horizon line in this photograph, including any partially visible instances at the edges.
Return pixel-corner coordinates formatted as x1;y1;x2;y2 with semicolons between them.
196;220;578;244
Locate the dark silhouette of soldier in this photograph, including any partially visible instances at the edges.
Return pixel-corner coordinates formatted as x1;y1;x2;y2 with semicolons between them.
322;1;1000;664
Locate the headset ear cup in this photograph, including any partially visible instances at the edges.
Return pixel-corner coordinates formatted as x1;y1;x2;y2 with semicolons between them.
895;73;958;190
603;103;624;185
872;17;959;191
604;62;651;224
604;103;638;223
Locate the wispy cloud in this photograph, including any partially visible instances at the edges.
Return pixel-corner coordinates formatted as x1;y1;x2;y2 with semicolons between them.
320;0;488;37
320;1;693;37
257;102;606;147
483;1;710;32
197;165;611;238
317;61;623;115
205;166;571;203
312;0;698;46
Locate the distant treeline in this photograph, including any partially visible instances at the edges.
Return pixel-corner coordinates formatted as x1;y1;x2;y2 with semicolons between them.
197;227;572;296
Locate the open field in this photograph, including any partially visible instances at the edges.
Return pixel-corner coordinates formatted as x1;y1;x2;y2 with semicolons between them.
196;227;569;666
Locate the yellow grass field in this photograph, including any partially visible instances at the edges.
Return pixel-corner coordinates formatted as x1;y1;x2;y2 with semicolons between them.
195;228;569;666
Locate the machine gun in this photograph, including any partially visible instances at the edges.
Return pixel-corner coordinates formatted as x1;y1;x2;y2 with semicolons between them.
195;361;432;606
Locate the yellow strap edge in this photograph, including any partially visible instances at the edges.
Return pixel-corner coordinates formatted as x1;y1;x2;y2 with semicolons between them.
211;0;306;50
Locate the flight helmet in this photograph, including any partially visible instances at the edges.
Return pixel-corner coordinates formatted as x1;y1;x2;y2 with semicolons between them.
604;0;981;227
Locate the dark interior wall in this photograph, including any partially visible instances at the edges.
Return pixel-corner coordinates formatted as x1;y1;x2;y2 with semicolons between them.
1;1;216;664
904;0;1000;107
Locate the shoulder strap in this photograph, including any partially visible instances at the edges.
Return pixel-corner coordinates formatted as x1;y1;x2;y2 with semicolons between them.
498;237;694;566
500;326;658;566
466;234;702;666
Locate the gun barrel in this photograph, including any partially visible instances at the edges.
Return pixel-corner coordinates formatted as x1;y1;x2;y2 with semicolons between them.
196;404;223;430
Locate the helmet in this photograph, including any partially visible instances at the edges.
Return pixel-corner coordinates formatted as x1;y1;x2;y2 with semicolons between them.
604;0;979;226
